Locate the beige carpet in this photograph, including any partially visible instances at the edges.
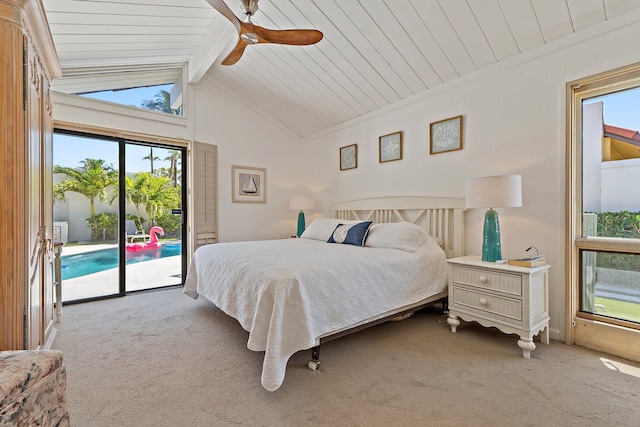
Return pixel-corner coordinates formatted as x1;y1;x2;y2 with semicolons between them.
53;287;640;426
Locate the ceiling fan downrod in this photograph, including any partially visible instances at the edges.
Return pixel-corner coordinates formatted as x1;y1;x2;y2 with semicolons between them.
240;0;259;18
239;0;259;44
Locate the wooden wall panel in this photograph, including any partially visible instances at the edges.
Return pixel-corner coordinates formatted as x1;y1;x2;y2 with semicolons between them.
0;2;27;350
0;0;60;351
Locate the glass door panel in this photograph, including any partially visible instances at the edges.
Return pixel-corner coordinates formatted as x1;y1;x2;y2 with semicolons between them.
124;143;184;292
53;132;120;301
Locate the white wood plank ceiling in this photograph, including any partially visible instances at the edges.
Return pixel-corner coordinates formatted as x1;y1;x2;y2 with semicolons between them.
43;0;640;139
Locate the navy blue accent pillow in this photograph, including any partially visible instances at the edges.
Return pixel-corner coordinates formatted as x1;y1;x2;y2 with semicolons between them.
327;221;372;247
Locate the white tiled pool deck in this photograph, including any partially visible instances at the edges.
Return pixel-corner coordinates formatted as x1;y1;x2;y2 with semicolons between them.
60;244;182;301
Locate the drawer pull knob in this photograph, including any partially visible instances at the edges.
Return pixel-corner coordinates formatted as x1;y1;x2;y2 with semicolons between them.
479;276;488;283
479;298;488;305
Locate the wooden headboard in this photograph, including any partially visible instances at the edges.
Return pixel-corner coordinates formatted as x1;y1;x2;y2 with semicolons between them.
330;196;465;258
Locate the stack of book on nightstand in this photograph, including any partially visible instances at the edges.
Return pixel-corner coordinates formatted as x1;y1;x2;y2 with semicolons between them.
508;255;546;267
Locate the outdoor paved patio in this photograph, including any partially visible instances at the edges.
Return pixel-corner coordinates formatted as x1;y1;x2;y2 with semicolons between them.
60;244;182;301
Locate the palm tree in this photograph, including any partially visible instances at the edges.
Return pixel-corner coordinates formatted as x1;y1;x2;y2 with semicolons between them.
119;173;179;227
141;175;181;226
54;158;118;218
164;150;181;186
124;173;152;229
140;90;181;115
142;147;160;174
54;158;118;232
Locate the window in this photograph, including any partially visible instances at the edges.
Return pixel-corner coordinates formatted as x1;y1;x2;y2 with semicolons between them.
567;63;640;360
79;84;183;116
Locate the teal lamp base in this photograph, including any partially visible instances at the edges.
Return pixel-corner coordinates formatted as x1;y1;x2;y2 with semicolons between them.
296;211;306;237
482;208;502;262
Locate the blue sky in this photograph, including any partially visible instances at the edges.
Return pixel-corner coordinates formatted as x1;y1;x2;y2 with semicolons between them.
584;86;640;131
80;84;173;109
53;134;177;174
54;84;176;172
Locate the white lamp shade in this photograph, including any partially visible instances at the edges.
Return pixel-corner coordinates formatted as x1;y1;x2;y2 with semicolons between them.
289;194;314;210
465;175;522;209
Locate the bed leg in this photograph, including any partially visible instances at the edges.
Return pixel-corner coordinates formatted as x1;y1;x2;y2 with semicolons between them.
308;345;320;371
442;298;449;314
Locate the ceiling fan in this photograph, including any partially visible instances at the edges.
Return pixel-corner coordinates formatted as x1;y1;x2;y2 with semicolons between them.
207;0;323;66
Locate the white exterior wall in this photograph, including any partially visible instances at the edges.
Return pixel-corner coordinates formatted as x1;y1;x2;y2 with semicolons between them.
602;158;640;212
582;102;604;213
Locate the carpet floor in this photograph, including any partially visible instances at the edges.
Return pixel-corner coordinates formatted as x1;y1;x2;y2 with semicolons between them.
53;287;640;426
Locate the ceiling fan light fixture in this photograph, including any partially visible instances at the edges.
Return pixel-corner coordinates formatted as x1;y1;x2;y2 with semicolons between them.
241;32;259;44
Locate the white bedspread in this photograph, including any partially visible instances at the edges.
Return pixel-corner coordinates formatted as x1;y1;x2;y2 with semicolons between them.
184;237;447;391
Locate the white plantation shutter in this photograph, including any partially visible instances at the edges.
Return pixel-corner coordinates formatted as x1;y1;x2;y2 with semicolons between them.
193;141;218;248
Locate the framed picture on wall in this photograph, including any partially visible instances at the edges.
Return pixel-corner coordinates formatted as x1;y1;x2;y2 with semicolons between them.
430;115;463;154
340;144;357;170
232;165;266;203
379;131;403;163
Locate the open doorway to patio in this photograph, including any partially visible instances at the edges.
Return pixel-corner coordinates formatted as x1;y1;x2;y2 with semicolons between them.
53;129;186;303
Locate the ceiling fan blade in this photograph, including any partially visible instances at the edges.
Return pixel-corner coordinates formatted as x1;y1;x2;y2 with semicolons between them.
221;39;249;66
206;0;241;33
254;26;323;46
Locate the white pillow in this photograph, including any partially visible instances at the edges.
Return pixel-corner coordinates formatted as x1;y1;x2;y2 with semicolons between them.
364;222;429;252
300;218;358;241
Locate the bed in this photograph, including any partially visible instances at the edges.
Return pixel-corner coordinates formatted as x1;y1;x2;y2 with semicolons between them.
184;197;464;391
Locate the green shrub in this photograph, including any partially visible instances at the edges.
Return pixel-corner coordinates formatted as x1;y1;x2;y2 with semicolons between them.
86;212;118;241
596;211;640;238
154;210;182;238
594;211;640;271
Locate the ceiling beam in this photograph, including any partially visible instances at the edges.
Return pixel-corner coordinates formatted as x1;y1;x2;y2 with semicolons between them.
188;14;236;84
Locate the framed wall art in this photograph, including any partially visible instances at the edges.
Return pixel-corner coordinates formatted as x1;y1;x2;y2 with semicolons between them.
340;144;357;170
430;115;463;154
232;165;266;203
379;131;403;163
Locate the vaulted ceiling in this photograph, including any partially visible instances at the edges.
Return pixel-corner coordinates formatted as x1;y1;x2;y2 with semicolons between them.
43;0;640;140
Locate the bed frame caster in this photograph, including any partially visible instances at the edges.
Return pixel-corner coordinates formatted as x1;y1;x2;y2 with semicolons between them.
308;346;320;371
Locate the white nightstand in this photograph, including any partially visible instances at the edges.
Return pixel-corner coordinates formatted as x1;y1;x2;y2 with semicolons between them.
446;255;550;358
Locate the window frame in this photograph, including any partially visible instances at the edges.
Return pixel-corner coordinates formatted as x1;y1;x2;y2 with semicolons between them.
566;62;640;357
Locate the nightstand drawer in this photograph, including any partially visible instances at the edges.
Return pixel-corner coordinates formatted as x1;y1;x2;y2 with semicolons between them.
451;266;522;296
451;286;522;323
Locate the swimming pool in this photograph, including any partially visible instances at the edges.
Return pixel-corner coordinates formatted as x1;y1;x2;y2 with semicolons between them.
61;242;182;280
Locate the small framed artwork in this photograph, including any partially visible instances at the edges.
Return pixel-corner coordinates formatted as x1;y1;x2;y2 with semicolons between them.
379;131;403;163
430;115;463;154
340;144;357;170
232;165;266;203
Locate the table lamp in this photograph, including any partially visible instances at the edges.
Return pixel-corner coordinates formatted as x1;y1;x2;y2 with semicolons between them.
289;194;314;237
465;175;522;262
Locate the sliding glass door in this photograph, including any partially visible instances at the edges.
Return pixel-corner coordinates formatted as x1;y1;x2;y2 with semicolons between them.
53;132;121;300
53;130;186;303
124;143;185;292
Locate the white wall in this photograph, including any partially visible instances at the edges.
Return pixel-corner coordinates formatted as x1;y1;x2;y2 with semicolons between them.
580;101;640;213
52;80;311;244
298;18;640;341
51;15;640;342
192;79;309;242
602;158;640;211
583;102;604;213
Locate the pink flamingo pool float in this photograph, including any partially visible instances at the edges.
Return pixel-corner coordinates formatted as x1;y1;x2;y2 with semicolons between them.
126;226;164;252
